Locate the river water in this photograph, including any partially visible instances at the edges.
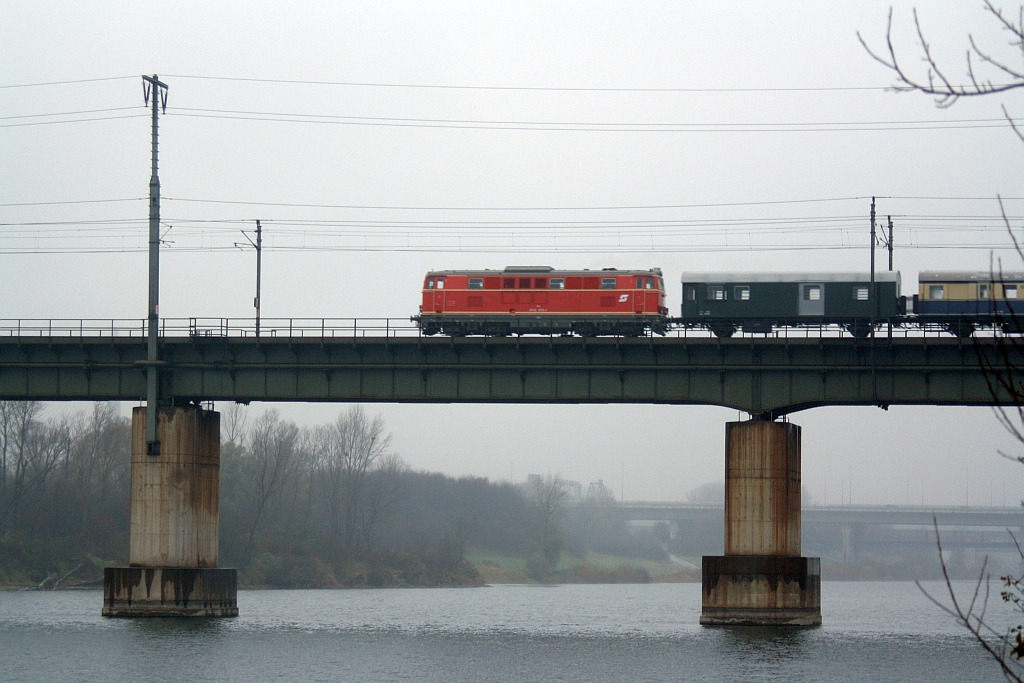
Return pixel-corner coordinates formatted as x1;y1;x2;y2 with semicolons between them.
0;582;1013;682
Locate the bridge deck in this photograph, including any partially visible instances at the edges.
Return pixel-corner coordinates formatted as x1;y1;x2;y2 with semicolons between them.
0;329;1017;414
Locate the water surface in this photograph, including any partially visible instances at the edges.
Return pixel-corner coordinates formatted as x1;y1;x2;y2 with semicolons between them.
0;582;1009;682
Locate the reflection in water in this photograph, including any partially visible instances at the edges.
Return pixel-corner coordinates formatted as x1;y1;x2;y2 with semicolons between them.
0;582;1007;683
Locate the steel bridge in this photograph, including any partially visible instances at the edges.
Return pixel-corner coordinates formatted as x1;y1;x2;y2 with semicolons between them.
0;317;1018;416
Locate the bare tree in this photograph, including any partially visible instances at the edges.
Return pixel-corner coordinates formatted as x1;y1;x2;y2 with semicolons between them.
241;410;299;566
313;405;393;552
859;1;1024;140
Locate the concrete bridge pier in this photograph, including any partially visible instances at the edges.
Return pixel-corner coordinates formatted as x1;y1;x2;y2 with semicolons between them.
700;419;821;626
103;406;237;616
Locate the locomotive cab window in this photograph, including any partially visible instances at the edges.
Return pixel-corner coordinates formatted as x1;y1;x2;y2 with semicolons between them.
708;285;726;301
468;278;483;289
549;278;565;290
426;277;435;289
436;278;445;289
647;277;655;289
929;285;944;300
803;285;821;301
601;278;617;289
734;286;750;301
1007;285;1018;299
853;286;868;301
636;278;644;289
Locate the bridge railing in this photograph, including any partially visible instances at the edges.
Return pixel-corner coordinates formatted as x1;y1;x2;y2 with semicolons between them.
0;317;998;340
0;317;424;339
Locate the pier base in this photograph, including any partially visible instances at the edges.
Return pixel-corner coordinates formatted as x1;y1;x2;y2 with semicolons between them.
700;556;820;626
701;420;821;626
102;406;236;617
102;567;238;617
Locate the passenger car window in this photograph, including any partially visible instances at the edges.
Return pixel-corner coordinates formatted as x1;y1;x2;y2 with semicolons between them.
929;285;944;300
468;278;483;289
600;278;617;289
1007;285;1018;299
979;284;990;299
686;286;696;301
708;286;726;301
734;286;750;301
549;278;565;290
803;285;821;301
853;286;868;301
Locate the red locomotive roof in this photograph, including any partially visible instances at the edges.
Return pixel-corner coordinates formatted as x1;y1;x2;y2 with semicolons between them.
425;266;663;277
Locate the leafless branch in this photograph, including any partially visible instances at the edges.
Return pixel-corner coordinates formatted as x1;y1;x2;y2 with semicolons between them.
859;2;1024;110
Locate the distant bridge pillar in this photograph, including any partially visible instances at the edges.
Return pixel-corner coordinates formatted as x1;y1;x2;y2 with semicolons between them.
700;419;821;626
102;406;237;616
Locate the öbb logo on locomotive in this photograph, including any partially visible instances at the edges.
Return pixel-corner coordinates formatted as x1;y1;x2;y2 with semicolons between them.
412;266;1024;338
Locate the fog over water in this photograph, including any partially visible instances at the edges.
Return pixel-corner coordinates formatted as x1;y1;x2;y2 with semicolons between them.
2;2;1024;503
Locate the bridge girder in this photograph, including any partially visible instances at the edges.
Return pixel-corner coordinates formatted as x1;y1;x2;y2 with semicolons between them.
0;335;1016;415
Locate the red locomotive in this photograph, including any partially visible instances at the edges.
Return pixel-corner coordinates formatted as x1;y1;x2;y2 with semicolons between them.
414;266;669;336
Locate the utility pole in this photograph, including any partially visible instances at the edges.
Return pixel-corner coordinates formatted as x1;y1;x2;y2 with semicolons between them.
143;75;168;457
887;216;893;271
238;221;264;337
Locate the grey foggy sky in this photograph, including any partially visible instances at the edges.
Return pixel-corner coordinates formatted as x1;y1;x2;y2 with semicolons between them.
2;1;1023;504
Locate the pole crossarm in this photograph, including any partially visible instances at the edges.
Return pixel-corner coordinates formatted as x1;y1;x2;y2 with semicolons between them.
0;335;1018;416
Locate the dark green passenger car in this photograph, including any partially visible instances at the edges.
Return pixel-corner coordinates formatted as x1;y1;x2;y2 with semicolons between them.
680;272;903;337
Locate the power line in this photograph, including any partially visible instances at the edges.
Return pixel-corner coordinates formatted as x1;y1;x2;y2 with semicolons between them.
0;113;146;128
165;74;1010;94
0;107;142;121
167;109;1019;133
0;198;144;207
0;76;137;89
162;196;873;211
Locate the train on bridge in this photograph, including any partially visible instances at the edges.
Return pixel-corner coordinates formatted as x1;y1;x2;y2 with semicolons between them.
413;267;1024;338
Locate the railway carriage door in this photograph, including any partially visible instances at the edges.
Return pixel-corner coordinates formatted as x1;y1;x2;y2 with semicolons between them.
435;277;446;313
798;282;825;316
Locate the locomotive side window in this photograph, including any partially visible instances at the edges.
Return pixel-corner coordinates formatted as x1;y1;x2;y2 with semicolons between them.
503;278;515;288
929;285;944;300
426;277;435;289
601;278;617;289
549;278;565;290
519;278;531;288
979;284;990;299
1007;285;1018;299
803;285;821;301
708;286;726;301
534;278;547;289
468;278;483;289
853;286;868;301
734;286;750;301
